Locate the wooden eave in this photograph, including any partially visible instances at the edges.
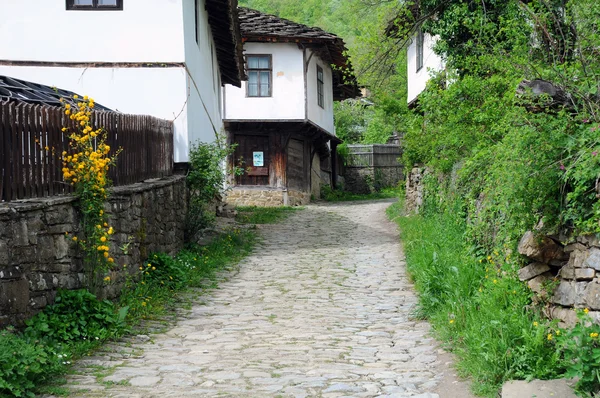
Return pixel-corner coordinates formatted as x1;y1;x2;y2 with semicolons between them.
205;0;246;87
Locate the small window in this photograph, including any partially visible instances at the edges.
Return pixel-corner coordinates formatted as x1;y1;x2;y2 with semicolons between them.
317;65;324;108
247;55;272;97
66;0;123;10
416;28;424;71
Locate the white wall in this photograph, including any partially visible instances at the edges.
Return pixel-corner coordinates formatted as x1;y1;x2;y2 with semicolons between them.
407;33;444;104
0;0;185;63
306;50;334;134
223;43;305;121
0;66;190;161
181;0;223;150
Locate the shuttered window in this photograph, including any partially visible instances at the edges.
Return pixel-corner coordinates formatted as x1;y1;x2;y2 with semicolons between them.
247;55;272;97
317;65;324;108
416;29;424;71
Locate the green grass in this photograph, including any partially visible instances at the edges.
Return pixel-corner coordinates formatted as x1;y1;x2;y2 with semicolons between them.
235;206;300;224
386;200;564;396
321;186;399;202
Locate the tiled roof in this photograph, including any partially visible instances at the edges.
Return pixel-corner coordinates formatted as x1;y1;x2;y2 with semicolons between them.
238;7;359;100
0;75;110;110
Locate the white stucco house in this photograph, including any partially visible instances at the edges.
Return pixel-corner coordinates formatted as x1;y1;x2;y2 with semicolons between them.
223;8;359;206
0;0;244;165
406;29;444;106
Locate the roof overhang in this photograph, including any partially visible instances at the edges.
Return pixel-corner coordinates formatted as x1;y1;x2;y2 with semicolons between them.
205;0;246;87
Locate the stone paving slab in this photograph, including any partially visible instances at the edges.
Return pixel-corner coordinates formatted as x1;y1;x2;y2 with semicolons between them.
52;200;458;397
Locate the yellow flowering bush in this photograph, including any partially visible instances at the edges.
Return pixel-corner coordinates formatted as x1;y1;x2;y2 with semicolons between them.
60;95;119;294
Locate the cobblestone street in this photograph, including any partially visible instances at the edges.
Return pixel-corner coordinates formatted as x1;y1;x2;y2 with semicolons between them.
60;200;457;398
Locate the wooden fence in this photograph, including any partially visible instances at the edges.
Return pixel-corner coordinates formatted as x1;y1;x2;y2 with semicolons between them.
0;100;173;202
346;144;402;168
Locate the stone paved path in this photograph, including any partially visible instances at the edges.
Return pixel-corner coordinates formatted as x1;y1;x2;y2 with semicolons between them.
61;200;449;398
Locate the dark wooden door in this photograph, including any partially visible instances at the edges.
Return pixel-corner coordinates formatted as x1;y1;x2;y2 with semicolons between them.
235;134;270;186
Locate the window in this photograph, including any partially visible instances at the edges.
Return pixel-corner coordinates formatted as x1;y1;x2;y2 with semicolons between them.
416;28;424;71
66;0;123;10
247;55;272;97
317;65;324;108
194;0;199;44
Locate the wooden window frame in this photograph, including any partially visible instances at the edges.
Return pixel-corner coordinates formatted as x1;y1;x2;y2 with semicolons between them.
246;55;272;98
317;65;325;108
416;28;424;71
66;0;123;10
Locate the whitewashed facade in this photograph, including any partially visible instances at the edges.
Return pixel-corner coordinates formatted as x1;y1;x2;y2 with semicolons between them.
0;0;243;163
407;30;444;104
223;43;335;134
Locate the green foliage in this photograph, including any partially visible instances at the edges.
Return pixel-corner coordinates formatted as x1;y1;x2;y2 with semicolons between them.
186;138;242;240
0;289;127;397
387;199;564;396
320;185;398;202
557;310;600;394
24;289;127;343
235;206;299;224
0;330;66;397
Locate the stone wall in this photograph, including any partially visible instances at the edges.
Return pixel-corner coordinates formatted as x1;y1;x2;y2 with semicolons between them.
517;231;600;326
225;187;310;207
0;175;187;328
345;166;404;194
405;167;429;214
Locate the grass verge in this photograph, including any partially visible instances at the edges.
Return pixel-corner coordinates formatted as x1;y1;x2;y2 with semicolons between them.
386;200;564;396
321;186;399;202
0;228;256;397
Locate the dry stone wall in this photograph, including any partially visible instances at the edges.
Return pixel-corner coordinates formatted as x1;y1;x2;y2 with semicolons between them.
517;231;600;326
0;175;187;328
225;187;310;207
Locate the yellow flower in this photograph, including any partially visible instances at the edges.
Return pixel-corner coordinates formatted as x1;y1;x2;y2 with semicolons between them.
493;279;497;284
99;210;104;216
449;319;455;324
590;332;599;339
556;330;561;336
547;333;553;341
103;252;109;258
72;236;78;242
100;236;107;242
141;302;147;306
139;266;143;270
584;308;590;314
104;276;111;282
147;263;151;268
73;95;78;99
152;267;156;271
533;321;539;327
108;257;114;263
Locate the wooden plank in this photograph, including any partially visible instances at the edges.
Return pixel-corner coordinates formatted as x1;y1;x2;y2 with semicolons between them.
32;105;43;198
247;166;269;176
0;102;5;201
13;103;23;199
41;106;50;197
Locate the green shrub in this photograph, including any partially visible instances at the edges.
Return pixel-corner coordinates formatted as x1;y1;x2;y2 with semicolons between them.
186;138;243;241
557;310;600;395
0;330;66;397
24;289;127;343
